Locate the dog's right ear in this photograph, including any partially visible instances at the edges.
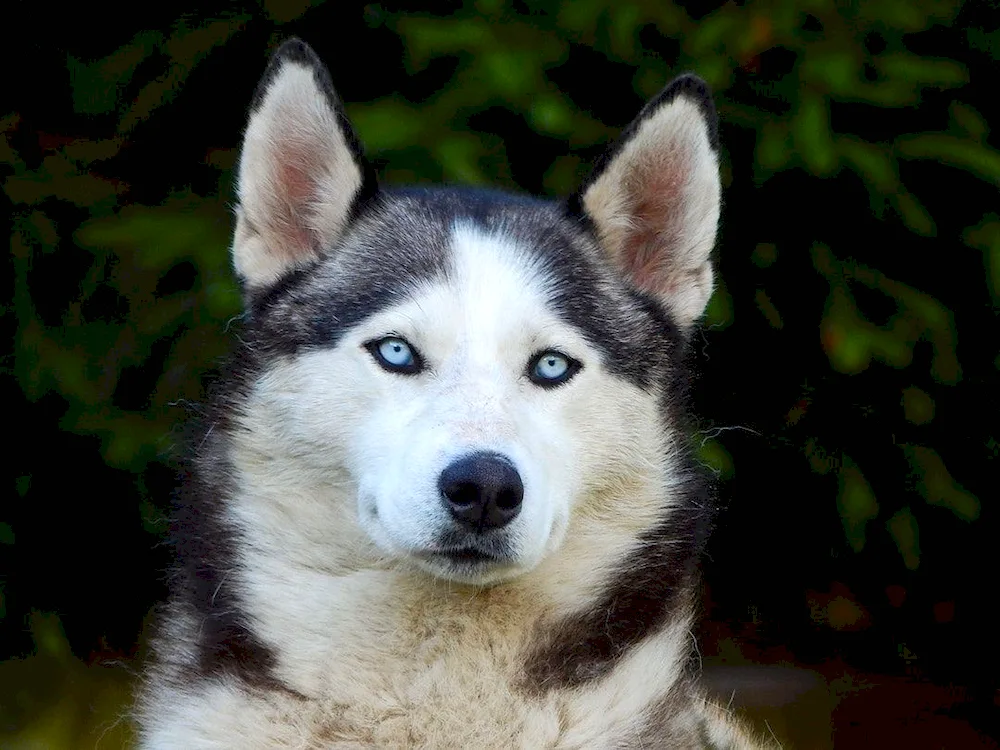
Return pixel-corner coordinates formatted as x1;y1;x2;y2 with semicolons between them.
232;38;376;291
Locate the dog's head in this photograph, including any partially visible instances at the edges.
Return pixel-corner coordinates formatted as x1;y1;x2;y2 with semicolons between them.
226;39;720;585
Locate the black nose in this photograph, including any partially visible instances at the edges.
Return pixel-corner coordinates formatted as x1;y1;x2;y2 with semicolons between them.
439;452;524;531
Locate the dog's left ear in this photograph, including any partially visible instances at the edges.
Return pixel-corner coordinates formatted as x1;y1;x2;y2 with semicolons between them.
573;75;721;328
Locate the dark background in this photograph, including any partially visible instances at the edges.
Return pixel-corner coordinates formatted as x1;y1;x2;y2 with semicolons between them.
2;1;998;746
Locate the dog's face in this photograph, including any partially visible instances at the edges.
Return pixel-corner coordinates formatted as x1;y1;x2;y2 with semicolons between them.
337;222;607;583
229;40;720;585
251;213;676;584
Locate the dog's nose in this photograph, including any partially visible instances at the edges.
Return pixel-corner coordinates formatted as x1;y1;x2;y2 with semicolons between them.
439;453;523;531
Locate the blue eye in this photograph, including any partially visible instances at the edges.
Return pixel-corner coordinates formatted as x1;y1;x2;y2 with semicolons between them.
529;350;580;387
366;336;422;375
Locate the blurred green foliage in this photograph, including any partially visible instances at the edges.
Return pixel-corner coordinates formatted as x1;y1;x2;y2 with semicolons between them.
3;0;998;745
0;614;134;748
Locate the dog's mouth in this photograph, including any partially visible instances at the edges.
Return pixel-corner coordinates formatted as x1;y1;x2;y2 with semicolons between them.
411;538;519;577
418;546;503;565
408;534;521;583
442;547;501;564
420;549;514;586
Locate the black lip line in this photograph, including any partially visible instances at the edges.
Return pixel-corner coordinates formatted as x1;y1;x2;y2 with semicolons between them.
418;547;506;564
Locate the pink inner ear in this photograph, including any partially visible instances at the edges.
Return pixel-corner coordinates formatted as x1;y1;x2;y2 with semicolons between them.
272;143;319;257
624;160;685;293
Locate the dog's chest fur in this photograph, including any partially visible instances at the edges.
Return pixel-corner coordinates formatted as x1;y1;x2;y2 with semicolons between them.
150;581;700;748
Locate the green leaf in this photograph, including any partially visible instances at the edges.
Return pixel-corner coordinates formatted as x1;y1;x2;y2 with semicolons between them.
801;48;859;96
754;289;783;329
814;246;960;380
949;102;989;141
887;507;920;570
897;134;1000;186
75;202;231;274
892;191;936;237
396;17;491;70
902;445;981;521
697;438;735;481
838;457;880;552
901;387;935;425
704;279;734;330
349;100;427;152
756;121;791;173
66;32;161;115
436;135;489;185
260;0;316;23
793;94;838;176
962;216;1000;307
877;53;967;88
118;17;247;133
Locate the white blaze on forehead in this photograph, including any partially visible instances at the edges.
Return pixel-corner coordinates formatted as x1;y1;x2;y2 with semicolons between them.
446;221;556;348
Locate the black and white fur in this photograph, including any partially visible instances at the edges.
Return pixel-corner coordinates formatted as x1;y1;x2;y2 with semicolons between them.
138;39;770;748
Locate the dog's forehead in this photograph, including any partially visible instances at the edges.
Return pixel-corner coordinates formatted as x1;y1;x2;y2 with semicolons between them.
341;187;586;290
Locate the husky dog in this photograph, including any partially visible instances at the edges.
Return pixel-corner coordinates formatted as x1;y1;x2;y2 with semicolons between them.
139;38;769;748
